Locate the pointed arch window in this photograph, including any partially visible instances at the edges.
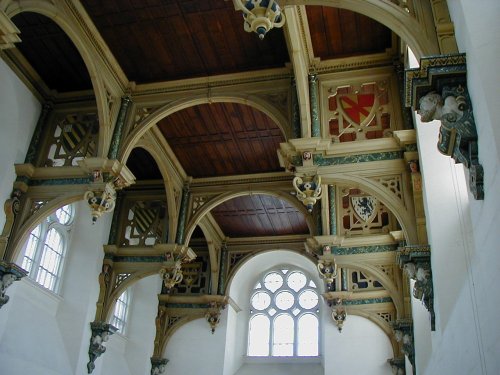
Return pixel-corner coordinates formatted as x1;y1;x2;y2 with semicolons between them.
21;204;75;292
247;268;319;357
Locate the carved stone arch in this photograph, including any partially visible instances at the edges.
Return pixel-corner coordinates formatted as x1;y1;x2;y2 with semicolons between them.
160;314;205;357
284;0;440;58
183;190;315;247
128;142;178;243
336;259;403;317
346;308;398;355
119;93;290;162
323;174;418;244
2;0;117;157
7;192;83;262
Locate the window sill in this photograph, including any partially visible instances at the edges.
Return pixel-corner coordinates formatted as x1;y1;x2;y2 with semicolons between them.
244;356;322;364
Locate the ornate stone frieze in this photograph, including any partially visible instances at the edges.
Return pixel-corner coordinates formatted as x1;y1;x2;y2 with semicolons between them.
87;321;117;374
397;245;435;329
405;53;483;199
0;261;27;309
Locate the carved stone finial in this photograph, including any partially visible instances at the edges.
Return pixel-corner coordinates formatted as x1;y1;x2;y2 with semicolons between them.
292;175;322;212
87;322;117;373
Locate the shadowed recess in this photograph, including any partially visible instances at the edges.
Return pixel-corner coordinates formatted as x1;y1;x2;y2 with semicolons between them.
157;102;285;178
126;148;162;180
211;194;309;238
11;12;92;92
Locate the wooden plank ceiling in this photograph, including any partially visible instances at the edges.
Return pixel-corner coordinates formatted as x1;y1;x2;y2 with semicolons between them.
157;102;285;178
211;195;309;238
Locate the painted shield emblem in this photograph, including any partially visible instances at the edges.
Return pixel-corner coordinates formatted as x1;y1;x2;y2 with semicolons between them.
351;196;378;222
338;93;376;126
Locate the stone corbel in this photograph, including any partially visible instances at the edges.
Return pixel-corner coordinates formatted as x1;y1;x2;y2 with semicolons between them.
292;174;322;212
405;53;483;199
391;319;414;368
158;247;196;293
388;357;406;375
205;300;227;334
79;158;136;223
316;245;338;291
0;261;27;309
87;321;117;374
323;291;352;332
150;357;169;375
397;245;434;330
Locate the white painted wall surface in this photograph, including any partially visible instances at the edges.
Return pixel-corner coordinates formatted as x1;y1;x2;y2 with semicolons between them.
0;58;40;230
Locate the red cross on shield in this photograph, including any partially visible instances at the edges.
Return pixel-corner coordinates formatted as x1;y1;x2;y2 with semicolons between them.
338;93;376;125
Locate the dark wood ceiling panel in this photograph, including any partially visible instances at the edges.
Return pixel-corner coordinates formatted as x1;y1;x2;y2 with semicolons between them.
126;147;162;180
11;12;92;92
307;6;392;60
211;195;309;238
157;103;285;178
81;0;289;83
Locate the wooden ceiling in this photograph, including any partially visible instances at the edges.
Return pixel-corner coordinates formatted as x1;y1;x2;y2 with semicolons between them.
211;194;309;238
157;102;285;178
80;0;289;83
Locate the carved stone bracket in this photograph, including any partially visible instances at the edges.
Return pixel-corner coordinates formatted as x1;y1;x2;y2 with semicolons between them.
150;357;169;375
316;245;338;291
388;357;406;375
391;319;414;369
158;247;196;293
0;261;27;309
405;53;483;199
397;245;434;330
87;321;117;374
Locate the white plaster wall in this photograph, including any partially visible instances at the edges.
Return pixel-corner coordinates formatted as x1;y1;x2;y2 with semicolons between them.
411;1;500;374
0;201;112;374
323;315;393;375
164;315;228;375
0;58;41;230
236;363;324;375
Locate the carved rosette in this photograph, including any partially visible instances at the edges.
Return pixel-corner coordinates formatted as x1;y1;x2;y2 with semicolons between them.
87;321;117;374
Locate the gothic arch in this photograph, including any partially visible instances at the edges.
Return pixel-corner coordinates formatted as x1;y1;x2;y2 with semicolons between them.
1;0;121;156
284;0;440;58
119;94;290;162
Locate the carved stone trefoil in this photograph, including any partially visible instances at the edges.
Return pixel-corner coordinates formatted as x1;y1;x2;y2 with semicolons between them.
405;53;484;199
87;321;117;373
0;261;27;309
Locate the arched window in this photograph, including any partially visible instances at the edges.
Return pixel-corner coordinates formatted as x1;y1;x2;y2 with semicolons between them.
247;268;319;357
111;289;130;334
21;204;75;292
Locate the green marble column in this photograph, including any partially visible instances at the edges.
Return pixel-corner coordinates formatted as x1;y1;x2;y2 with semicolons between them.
309;74;320;137
108;96;132;160
107;191;123;245
217;243;228;295
291;78;301;139
175;185;190;244
328;185;337;235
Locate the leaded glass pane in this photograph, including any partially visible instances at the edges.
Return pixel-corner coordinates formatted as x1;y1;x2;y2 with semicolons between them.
298;314;319;356
287;271;307;292
273;314;294;356
248;315;270;356
264;272;283;292
251;291;271;310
